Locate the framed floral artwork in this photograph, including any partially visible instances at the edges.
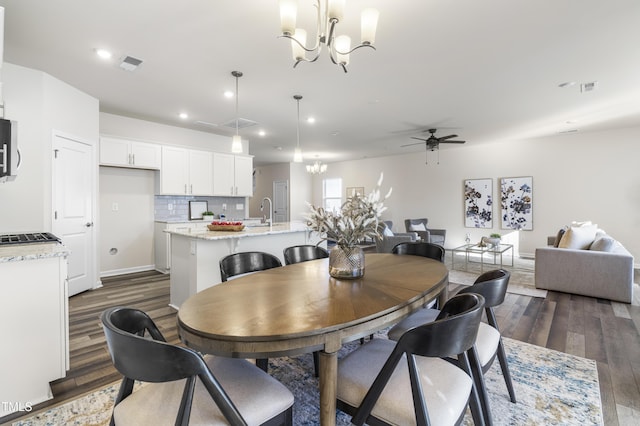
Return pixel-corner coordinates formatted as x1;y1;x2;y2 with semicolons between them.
464;178;493;228
501;176;533;230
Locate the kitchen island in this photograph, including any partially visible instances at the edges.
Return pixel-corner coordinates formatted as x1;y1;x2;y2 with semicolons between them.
0;242;69;416
167;222;322;308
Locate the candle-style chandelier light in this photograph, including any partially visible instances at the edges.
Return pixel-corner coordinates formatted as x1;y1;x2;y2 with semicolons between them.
306;160;328;174
278;0;379;73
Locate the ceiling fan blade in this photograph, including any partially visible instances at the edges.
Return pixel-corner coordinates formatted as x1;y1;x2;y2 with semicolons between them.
440;140;466;144
401;140;427;147
410;137;429;142
437;134;458;141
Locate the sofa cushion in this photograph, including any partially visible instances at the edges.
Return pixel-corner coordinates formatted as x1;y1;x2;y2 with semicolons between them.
558;224;598;249
589;236;616;252
553;227;567;247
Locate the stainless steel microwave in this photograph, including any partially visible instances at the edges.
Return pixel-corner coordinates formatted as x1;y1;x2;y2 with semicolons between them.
0;118;18;183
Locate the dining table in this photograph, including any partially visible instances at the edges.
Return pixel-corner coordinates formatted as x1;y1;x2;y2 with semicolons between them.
177;252;449;426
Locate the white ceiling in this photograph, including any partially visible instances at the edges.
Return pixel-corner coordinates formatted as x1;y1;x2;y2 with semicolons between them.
1;0;639;165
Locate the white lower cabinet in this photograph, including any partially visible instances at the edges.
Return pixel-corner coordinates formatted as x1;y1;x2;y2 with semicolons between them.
0;254;68;416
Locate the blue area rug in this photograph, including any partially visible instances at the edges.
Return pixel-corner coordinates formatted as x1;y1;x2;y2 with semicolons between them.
10;337;602;426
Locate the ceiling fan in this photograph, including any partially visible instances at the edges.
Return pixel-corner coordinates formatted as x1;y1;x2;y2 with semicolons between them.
401;129;466;164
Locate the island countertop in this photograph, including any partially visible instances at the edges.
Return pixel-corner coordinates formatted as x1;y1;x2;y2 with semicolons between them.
165;221;312;241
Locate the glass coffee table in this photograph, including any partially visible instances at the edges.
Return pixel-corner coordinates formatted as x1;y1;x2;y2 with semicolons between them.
451;243;514;272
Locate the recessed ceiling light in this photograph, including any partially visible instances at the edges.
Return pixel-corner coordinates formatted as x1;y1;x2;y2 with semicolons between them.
258;130;266;137
95;48;112;60
307;117;316;124
558;81;576;88
224;90;234;98
179;112;189;119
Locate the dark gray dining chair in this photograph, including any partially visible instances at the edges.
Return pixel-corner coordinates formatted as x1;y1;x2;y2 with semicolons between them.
219;251;282;371
388;269;516;425
101;306;294;426
337;293;486;426
283;244;329;265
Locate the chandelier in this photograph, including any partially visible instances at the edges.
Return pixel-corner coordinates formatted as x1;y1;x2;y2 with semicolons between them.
306;161;327;174
230;71;243;154
278;0;379;73
293;95;303;162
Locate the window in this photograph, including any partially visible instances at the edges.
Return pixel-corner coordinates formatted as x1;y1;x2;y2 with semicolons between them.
323;178;342;212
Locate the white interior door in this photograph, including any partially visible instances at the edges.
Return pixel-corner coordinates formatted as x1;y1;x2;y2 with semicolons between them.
273;180;288;223
52;133;96;296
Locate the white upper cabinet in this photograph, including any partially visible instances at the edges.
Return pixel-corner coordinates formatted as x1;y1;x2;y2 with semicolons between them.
100;136;161;169
213;153;253;197
159;146;213;196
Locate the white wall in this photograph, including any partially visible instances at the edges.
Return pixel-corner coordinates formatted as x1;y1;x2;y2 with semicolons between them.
289;162;312;222
99;167;155;275
0;62;99;233
249;163;289;218
314;126;640;263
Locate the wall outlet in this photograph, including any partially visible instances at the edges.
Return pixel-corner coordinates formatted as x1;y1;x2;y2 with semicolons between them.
112;202;119;212
222;203;227;211
236;203;244;210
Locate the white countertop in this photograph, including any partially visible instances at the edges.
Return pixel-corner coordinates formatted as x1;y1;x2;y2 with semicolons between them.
166;222;312;241
0;242;70;263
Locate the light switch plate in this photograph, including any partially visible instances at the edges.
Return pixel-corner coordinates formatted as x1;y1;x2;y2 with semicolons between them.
236;204;244;210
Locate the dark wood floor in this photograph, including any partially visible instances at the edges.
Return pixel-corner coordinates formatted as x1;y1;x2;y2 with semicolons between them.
2;270;639;425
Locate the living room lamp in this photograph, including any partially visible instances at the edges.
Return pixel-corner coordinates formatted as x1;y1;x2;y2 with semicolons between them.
293;95;303;162
279;0;379;73
231;71;243;154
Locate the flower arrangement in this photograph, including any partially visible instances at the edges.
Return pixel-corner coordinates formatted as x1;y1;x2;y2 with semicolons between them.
305;174;392;249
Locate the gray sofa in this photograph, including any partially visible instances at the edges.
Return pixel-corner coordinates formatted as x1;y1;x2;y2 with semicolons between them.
535;230;634;303
376;221;418;253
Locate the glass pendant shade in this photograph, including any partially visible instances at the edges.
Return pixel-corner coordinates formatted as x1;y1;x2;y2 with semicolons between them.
231;135;243;153
293;147;303;162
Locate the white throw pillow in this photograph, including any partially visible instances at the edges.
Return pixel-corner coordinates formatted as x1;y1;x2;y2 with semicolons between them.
409;223;427;232
558;224;598;249
589;236;615;252
383;226;394;237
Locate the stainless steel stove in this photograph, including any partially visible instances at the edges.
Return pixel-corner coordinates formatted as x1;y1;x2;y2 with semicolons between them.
0;232;61;246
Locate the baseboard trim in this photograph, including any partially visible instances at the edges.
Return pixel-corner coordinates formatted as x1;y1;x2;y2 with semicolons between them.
99;264;156;278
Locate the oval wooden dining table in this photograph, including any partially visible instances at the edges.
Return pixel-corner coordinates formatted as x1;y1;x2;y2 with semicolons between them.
177;252;448;426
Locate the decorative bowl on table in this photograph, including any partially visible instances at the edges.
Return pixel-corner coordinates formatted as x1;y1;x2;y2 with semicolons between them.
207;221;245;232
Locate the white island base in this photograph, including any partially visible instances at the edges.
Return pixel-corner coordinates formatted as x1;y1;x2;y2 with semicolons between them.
168;223;321;309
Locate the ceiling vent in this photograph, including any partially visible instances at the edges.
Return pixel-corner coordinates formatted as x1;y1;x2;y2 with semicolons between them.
221;117;258;129
119;56;143;71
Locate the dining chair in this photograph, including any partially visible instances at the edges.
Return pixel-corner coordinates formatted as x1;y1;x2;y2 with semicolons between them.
391;240;445;262
101;306;294;426
219;251;282;282
387;269;516;425
337;293;487;426
282;244;329;376
219;251;283;371
283;244;329;265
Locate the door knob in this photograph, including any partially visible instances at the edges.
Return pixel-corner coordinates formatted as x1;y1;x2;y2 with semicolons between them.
85;222;94;227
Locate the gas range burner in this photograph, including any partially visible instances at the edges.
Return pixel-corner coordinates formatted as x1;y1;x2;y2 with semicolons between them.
0;232;61;246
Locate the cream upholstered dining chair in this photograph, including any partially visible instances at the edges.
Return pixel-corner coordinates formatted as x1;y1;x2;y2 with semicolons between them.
387;269;516;426
336;293;487;426
404;218;447;246
101;306;294;426
219;251;283;372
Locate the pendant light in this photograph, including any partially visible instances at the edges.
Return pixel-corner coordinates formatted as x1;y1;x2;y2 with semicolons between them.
293;95;303;162
231;71;243;154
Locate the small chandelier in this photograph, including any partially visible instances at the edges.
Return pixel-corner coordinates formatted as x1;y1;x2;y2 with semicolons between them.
306;161;327;174
231;71;243;154
293;95;303;162
279;0;379;73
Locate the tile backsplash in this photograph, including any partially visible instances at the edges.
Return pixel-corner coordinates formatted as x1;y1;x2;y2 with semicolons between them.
155;195;247;221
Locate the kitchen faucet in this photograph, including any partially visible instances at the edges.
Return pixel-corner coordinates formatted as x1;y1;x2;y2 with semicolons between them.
260;197;273;229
